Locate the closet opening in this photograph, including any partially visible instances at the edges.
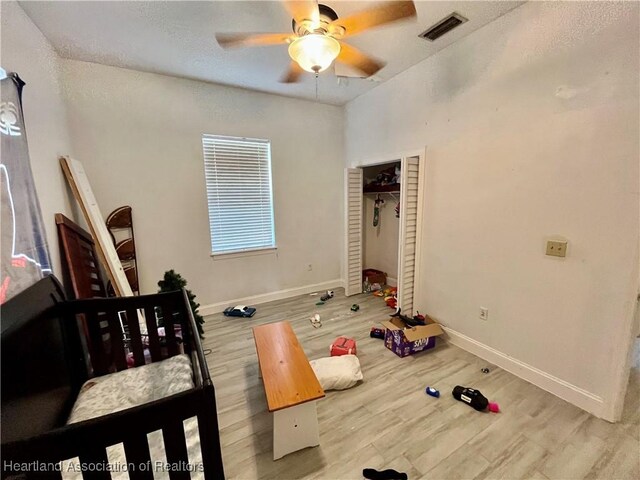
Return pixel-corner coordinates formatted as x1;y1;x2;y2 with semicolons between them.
344;153;422;316
362;161;401;289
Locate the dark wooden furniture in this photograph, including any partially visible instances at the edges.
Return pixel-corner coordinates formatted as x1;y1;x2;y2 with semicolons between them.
56;213;107;299
106;206;139;294
1;276;225;479
56;213;111;375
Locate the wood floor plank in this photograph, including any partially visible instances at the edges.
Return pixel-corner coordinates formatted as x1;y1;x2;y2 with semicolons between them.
203;289;640;479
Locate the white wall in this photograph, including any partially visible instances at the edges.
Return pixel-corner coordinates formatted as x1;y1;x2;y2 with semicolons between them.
0;1;76;280
60;60;344;308
346;1;639;418
363;195;399;281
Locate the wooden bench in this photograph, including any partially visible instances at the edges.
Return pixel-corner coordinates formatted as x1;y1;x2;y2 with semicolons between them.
253;320;325;460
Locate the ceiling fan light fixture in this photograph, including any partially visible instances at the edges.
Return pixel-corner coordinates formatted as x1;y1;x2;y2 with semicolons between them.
288;34;340;73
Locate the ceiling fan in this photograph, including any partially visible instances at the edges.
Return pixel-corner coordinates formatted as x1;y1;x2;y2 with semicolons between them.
216;1;417;83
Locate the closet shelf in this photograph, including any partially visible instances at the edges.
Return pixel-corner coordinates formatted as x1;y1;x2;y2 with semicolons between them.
364;190;400;195
363;181;400;194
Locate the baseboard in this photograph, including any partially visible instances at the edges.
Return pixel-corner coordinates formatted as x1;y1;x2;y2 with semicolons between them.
442;326;608;419
386;277;397;287
199;279;345;316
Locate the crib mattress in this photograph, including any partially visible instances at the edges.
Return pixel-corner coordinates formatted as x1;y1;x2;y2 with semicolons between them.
63;354;203;479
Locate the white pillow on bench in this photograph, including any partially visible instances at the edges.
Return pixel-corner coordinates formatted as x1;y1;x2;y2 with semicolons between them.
309;354;363;391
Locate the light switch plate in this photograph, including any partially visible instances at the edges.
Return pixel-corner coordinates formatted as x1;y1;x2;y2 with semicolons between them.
546;240;567;257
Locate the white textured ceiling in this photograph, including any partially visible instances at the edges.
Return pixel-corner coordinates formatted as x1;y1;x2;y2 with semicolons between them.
20;1;524;105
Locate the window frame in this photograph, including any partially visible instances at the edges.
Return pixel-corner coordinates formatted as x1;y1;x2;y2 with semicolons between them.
202;134;277;258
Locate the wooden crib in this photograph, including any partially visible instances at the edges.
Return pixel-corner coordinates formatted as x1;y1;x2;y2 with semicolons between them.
1;276;225;479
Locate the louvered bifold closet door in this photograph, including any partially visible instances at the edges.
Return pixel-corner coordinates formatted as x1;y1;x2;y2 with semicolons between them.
344;168;363;296
397;157;420;314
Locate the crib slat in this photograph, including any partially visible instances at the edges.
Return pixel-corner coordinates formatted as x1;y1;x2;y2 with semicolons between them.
197;408;225;480
144;305;163;361
107;309;128;371
79;447;111;479
126;308;146;367
162;420;190;480
161;301;180;357
86;310;108;375
123;435;154;480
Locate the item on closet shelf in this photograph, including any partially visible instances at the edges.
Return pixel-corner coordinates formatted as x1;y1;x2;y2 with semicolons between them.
309;314;322;329
425;386;440;398
363;164;402;192
223;305;257;317
350;304;360;312
320;290;334;302
330;336;357;356
370;327;385;339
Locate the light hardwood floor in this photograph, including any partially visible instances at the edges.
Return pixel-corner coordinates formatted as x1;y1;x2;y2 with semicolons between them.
202;289;640;480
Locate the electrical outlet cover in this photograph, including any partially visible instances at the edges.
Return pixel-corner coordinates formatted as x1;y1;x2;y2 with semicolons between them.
546;240;567;257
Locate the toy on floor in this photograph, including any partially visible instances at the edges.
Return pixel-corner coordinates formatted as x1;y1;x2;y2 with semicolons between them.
351;304;360;312
390;307;425;327
384;295;397;309
223;305;256;317
363;468;408;480
320;290;334;302
370;326;385;339
330;336;357;356
425;386;440;398
452;385;500;412
309;314;322;329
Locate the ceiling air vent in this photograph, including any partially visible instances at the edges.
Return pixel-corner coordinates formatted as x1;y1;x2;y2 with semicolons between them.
419;13;467;42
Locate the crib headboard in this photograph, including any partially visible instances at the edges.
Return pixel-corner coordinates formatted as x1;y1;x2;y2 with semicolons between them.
1;275;85;444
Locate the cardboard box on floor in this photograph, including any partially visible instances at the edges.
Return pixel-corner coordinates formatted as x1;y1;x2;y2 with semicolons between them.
381;315;444;358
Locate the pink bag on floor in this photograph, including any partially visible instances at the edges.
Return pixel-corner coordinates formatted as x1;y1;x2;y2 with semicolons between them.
330;337;357;356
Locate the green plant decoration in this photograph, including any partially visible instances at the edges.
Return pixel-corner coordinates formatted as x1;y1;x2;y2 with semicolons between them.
158;269;205;338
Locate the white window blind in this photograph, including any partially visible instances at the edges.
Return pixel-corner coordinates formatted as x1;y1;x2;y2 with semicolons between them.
202;134;275;255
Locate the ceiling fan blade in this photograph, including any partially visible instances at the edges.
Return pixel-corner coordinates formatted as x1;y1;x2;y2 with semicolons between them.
336;42;385;77
280;61;305;83
283;1;320;23
216;33;292;49
331;1;417;38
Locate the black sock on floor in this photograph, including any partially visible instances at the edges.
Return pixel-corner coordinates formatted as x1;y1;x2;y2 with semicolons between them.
363;468;408;480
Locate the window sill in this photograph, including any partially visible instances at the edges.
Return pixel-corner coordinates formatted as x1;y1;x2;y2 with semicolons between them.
211;247;277;260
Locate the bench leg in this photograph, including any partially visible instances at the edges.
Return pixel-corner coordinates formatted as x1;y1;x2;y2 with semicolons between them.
272;401;320;460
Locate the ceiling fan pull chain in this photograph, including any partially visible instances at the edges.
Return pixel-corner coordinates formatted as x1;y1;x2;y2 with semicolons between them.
315;73;319;100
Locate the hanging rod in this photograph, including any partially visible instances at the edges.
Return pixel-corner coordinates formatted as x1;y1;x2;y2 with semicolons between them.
364;191;399;202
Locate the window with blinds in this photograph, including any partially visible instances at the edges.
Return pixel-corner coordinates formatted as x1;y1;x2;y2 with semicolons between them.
202;134;276;255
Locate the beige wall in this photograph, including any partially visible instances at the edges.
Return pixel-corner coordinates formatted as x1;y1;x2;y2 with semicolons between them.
346;1;639;416
0;1;76;281
60;60;345;307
